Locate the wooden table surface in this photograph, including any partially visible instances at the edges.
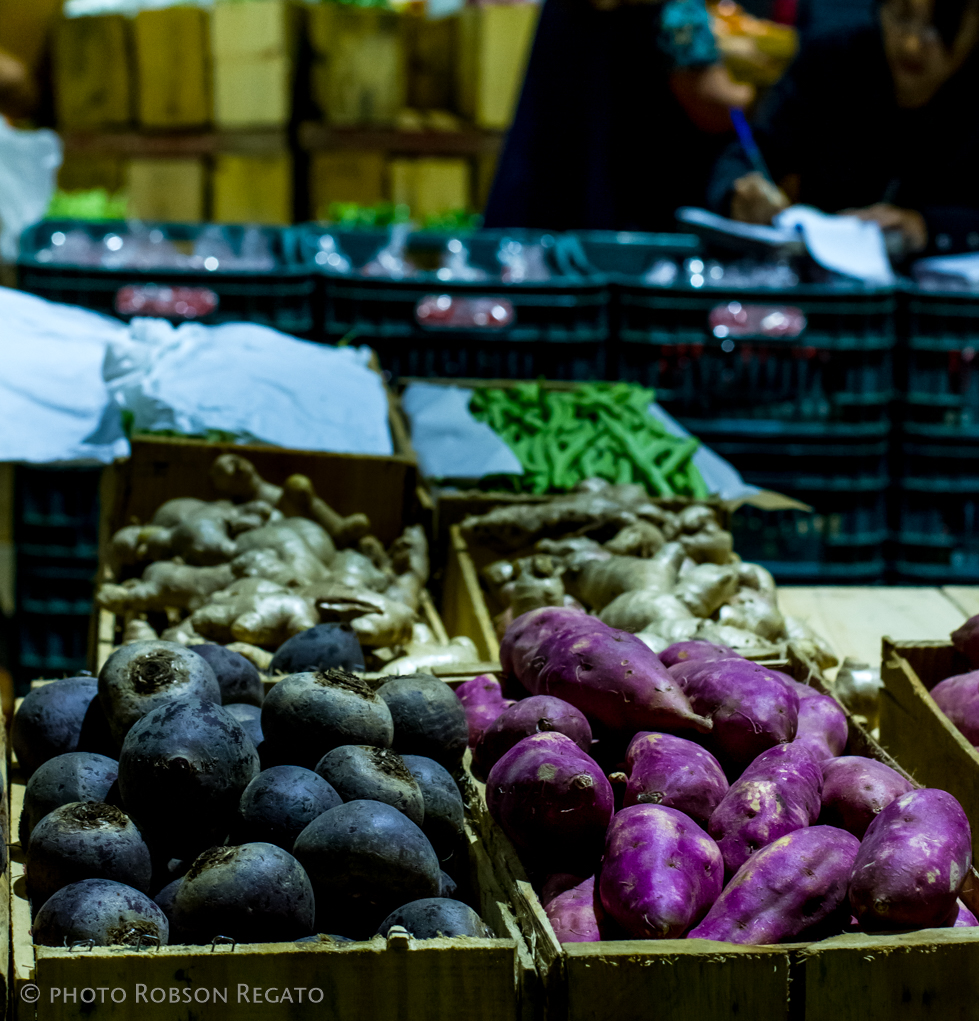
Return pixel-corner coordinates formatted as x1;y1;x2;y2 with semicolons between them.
779;587;976;671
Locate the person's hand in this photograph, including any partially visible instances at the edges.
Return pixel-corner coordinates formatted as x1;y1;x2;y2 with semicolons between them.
669;64;756;134
730;172;790;224
842;203;928;254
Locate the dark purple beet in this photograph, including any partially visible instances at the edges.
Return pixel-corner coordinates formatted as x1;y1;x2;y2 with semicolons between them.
292;800;440;939
376;675;469;768
20;751;119;846
375;898;492;938
190;644;264;707
401;755;465;868
472;696;593;782
118;697;259;859
223;703;264;751
27;802;152;911
32;878;169;947
236;765;342;851
12;677;99;775
269;623;364;675
315;745;424;826
172;843;315;944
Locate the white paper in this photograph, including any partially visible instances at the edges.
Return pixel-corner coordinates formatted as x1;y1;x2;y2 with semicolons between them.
677;207;801;248
0;122;61;261
645;403;761;501
913;251;979;287
401;383;523;479
107;320;393;455
775;205;895;286
0;287;129;464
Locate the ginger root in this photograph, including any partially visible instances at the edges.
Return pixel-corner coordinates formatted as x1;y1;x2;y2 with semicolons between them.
210;453;283;506
509;555;565;618
674;563;740;618
190;578;317;647
235;523;330;586
604;520;665;558
279;474;370;547
308;583;415;648
379;636;479;676
600;590;694;633
97;561;235;613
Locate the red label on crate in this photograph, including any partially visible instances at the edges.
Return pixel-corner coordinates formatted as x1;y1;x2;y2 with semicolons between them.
415;295;515;330
115;285;219;319
708;302;806;340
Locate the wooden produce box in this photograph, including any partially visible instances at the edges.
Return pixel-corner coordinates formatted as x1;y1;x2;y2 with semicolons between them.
307;5;406;128
456;653;979;1021
134;6;211;129
53;15;133;130
126;158;206;223
212;152;293;225
880;639;979;863
210;0;299;130
8;763;532;1021
456;4;539;130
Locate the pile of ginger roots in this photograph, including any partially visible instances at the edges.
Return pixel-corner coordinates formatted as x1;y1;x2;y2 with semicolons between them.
97;454;477;674
465;479;837;669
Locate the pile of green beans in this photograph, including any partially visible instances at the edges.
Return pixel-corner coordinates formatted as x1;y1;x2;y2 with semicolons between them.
469;383;708;497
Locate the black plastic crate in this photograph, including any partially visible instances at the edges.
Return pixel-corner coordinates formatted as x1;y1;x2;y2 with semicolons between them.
16;558;96;617
570;231;896;423
18;220;316;336
902;283;979;430
14;613;90;682
731;480;888;583
300;226;609;381
14;465;100;559
893;478;979;583
897;422;979;480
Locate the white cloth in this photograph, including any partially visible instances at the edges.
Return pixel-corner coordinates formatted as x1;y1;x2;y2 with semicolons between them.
0;287;129;464
775;205;895;286
105;320;393;455
0;122;61;261
401;383;523;479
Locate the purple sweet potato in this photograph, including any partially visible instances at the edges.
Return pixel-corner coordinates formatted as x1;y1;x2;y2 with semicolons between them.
623;732;729;826
954;900;978;926
952;614;979;668
599;804;723;938
455;675;515;747
659;641;737;669
849;788;972;930
523;617;712;734
689;825;860;944
486;732;613;873
792;688;848;761
709;742;823;877
819;756;914;838
669;657;800;770
929;670;979;746
545;875;607;943
540;873;590;907
499;607;590;683
473;696;592;782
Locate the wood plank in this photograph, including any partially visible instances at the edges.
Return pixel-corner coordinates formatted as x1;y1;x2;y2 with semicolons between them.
800;927;979;1021
777;586;966;670
943;586;979;619
298;122;504;157
62;131;288;158
441;525;499;663
53;15;133;130
134;6;211;129
10;780;33;1021
880;641;979;863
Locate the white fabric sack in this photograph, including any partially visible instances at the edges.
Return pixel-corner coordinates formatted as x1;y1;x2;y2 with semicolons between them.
0;287;129;464
106;320;393;455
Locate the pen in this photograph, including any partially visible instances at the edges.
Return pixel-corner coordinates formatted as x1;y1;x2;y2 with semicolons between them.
730;107;774;183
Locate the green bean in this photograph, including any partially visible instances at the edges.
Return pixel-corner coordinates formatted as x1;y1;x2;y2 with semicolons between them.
658;437;700;477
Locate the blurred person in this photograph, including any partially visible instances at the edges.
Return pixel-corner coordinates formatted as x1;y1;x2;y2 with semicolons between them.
483;0;754;232
710;0;979;255
0;47;36;119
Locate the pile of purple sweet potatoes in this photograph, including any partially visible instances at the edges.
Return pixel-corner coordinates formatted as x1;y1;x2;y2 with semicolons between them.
457;606;976;945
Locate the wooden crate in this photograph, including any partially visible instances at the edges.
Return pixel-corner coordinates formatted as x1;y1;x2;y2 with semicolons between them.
404;15;457;111
134;6;211;129
212;152;293;225
389;157;471;219
456;4;539;130
456;653;979;1021
308;5;406;127
309;150;387;220
8;761;532;1021
210;0;298;129
52;15;133;130
880;639;979;862
126;158;206;223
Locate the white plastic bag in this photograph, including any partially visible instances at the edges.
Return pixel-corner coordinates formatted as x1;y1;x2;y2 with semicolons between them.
0;120;61;261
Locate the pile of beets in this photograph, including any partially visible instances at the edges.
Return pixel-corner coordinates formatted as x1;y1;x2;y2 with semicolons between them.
13;627;493;947
460;606;976;944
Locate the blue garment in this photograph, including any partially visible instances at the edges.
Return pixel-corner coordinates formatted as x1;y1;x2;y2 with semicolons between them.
483;0;732;231
660;0;720;68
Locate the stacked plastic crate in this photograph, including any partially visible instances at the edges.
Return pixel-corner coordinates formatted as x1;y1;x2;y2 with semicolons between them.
12;467;101;692
301;225;609;380
571;231;896;582
893;283;979;582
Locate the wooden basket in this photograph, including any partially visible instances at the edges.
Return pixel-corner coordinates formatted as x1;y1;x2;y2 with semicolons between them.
451;651;979;1021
